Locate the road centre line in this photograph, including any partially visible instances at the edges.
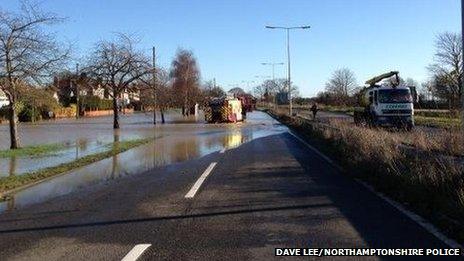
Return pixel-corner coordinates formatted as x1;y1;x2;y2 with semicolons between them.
185;162;217;198
121;244;151;261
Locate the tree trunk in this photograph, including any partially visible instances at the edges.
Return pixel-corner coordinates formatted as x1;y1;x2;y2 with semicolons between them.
160;108;165;124
153;107;156;125
181;106;185;116
8;104;20;149
112;97;120;129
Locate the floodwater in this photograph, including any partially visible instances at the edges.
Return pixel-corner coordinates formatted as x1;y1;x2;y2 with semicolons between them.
0;111;204;176
0;111;286;212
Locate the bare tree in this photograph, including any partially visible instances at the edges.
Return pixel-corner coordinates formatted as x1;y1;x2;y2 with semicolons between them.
253;84;266;100
141;67;172;124
202;80;225;98
325;68;357;104
254;78;298;103
427;32;462;109
170;49;201;116
0;2;69;149
87;33;150;129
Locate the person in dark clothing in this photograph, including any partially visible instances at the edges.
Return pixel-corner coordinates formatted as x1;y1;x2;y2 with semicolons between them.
310;103;318;120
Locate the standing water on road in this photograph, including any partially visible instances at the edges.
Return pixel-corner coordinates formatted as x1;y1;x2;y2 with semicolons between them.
0;111;286;212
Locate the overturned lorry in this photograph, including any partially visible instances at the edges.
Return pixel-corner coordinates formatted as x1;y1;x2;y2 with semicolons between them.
204;97;243;123
354;71;415;130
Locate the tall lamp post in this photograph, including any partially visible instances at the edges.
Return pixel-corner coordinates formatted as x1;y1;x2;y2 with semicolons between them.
265;25;310;116
261;62;284;108
261;62;284;81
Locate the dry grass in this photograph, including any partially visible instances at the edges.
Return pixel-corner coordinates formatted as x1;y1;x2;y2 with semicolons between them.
269;110;464;243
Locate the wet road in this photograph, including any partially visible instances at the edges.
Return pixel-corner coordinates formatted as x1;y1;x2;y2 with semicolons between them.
0;111;457;260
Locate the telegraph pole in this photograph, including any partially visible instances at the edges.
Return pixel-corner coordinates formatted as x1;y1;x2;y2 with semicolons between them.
286;28;292;115
75;63;79;119
152;46;157;125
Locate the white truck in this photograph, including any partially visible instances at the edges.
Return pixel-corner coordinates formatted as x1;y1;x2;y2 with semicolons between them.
354;71;415;131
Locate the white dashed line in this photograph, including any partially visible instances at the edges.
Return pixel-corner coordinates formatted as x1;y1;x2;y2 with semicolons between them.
121;244;151;261
185;162;217;198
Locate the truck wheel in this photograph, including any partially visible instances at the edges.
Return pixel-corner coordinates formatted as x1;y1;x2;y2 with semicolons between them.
405;123;414;132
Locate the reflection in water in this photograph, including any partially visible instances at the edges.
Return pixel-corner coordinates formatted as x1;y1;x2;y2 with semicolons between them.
0;112;286;212
0;128;127;177
8;156;17;177
223;132;243;149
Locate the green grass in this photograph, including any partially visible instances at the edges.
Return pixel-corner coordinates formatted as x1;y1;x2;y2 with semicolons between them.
321;105;355;114
415;109;460;118
415;115;461;129
0;143;67;158
0;137;153;196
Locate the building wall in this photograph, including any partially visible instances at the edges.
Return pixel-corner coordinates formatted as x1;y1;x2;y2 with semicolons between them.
0;90;9;108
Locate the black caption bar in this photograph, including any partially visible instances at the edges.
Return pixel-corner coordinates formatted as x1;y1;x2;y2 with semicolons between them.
275;248;462;257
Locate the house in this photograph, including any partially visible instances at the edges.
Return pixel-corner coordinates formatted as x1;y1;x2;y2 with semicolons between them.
0;89;9;108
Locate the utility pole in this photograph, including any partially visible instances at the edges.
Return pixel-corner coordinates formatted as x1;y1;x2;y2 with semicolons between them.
75;63;79;119
286;29;292;116
152;46;156;125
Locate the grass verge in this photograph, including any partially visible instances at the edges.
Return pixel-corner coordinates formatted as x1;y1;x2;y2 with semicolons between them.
0;143;67;158
267;110;464;244
319;105;462;129
415;116;461;129
0;137;153;196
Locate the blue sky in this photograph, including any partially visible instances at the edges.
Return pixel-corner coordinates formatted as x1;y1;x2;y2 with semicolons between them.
1;0;461;97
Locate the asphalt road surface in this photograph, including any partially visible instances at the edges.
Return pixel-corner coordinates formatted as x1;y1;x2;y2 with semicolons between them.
0;112;457;260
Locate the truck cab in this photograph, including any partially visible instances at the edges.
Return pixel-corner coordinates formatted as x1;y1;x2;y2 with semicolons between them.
354;71;415;130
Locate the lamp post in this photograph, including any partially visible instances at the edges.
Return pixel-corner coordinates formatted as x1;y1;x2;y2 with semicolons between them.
265;25;310;116
261;62;284;81
241;80;255;92
261;62;284;108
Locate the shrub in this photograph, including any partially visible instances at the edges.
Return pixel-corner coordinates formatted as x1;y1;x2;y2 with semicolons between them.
79;95;113;111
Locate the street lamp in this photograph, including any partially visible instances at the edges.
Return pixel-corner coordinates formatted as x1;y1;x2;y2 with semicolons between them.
261;63;284;108
261;62;284;81
266;25;310;116
241;80;255;91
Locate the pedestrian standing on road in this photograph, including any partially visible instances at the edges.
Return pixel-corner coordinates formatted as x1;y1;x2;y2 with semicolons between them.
310;103;318;121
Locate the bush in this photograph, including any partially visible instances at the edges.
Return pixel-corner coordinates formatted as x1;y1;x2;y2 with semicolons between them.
80;95;113;111
18;106;42;122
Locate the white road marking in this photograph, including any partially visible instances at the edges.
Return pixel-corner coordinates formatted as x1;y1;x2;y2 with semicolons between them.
287;130;463;249
121;244;151;261
220;148;226;153
185;162;217;198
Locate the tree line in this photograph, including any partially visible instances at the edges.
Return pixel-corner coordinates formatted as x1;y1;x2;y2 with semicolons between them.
317;32;463;109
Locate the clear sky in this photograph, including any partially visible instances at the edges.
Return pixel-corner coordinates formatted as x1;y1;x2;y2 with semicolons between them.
1;0;461;97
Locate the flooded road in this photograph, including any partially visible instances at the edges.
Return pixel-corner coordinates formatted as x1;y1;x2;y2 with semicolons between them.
0;111;287;212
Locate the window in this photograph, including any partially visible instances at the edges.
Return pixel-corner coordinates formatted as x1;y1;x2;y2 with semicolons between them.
378;89;412;103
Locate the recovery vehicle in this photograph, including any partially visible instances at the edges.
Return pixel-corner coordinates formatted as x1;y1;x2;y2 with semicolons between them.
354;71;415;130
